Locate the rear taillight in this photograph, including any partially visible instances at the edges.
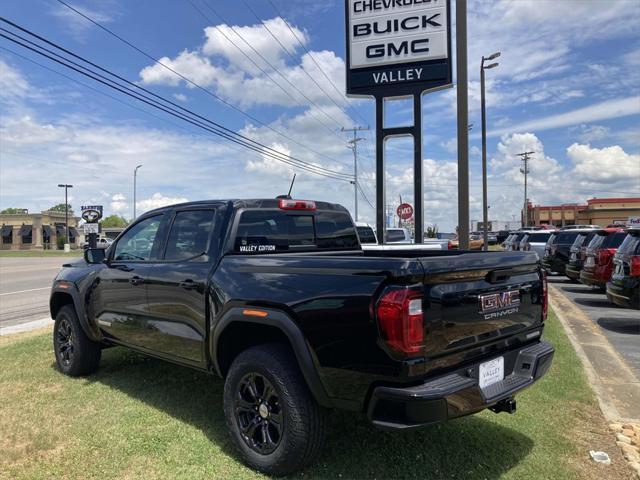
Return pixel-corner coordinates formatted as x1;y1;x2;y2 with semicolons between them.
278;199;316;211
376;286;424;355
631;256;640;277
597;249;615;265
541;270;548;321
447;240;453;250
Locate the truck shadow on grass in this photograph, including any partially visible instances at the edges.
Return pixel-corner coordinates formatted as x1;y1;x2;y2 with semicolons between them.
86;347;534;479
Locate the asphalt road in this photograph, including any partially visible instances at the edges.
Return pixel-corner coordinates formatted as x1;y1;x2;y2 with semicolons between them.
0;257;65;329
549;275;640;377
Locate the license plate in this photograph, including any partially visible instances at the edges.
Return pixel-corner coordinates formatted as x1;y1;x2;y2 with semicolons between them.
585;257;595;266
479;357;504;389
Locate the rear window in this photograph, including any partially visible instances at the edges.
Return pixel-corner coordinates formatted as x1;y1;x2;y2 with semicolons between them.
618;232;640;255
603;232;627;248
386;230;406;242
356;226;376;244
234;210;358;253
555;232;580;244
528;233;552;242
587;233;606;251
570;233;586;249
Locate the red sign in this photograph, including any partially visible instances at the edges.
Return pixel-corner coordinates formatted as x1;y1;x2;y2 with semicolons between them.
397;203;414;220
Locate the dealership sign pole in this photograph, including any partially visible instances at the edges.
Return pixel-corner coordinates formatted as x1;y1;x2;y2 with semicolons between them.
81;205;103;249
345;0;452;244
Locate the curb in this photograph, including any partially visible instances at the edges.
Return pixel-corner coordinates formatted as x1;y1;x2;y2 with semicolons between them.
0;318;53;336
550;285;640;423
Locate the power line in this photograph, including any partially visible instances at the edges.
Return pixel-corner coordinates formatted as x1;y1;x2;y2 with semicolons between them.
0;21;353;182
52;0;350;169
188;0;347;142
240;0;355;118
265;0;371;127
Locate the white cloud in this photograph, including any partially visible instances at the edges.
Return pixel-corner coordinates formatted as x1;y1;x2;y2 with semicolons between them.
0;60;29;100
567;143;640;183
572;125;611;143
110;193;127;212
136;193;189;213
487;96;640;138
50;2;118;42
202;17;307;75
139;50;221;88
173;93;187;102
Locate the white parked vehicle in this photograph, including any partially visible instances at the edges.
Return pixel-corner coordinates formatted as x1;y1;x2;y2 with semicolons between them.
355;223;450;251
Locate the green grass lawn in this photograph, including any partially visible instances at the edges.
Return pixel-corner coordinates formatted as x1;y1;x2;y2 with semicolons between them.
0;250;83;257
0;310;627;480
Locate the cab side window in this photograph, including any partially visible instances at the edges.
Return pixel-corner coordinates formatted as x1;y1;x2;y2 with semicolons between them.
113;216;162;261
164;210;216;261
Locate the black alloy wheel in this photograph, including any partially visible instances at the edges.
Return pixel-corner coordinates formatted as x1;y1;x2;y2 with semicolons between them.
235;373;284;455
55;317;75;367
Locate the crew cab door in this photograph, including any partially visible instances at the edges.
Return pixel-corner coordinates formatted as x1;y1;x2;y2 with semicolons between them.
91;214;165;345
144;207;222;365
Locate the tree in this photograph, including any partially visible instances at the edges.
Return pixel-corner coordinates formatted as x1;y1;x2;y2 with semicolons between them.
49;203;73;213
100;215;128;228
0;207;28;214
426;225;439;238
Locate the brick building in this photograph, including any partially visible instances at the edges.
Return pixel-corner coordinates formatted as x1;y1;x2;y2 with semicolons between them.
524;197;640;228
0;209;81;250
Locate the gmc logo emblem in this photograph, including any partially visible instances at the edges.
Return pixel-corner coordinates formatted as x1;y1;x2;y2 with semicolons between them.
479;290;520;314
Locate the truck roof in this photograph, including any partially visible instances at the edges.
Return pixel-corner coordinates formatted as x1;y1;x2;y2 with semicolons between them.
142;199;350;216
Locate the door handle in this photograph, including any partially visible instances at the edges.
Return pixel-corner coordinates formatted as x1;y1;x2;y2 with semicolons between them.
129;276;144;286
179;279;198;290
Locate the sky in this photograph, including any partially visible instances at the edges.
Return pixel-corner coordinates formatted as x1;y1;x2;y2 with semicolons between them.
0;0;639;232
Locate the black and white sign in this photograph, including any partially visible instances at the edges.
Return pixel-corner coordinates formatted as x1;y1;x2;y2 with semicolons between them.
83;223;99;234
345;0;452;96
81;205;103;223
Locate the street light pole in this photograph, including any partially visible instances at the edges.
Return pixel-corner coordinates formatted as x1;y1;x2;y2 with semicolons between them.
133;164;143;219
456;0;470;250
480;52;500;252
57;183;73;248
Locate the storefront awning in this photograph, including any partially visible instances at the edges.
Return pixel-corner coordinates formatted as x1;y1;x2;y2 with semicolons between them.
19;225;32;236
1;225;12;237
55;225;65;236
68;227;78;238
42;225;53;236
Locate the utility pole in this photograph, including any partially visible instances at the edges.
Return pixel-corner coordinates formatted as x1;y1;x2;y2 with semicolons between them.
517;151;534;227
57;184;73;249
341;126;369;222
480;51;500;251
456;0;470;250
133;164;143;220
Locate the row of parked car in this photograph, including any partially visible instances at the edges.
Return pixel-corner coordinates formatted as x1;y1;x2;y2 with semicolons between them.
502;225;640;309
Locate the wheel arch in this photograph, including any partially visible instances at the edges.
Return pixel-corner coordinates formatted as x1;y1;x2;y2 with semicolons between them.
50;285;101;342
212;307;333;408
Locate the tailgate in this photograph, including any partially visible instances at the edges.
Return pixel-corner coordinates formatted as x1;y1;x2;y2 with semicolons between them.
418;252;544;359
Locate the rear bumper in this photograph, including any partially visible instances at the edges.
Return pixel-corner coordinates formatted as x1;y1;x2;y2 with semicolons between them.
367;341;554;430
580;270;605;288
565;264;582;281
542;257;565;274
606;282;640;309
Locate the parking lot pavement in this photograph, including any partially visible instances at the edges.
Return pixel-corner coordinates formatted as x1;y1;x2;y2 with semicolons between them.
0;257;66;330
549;275;640;377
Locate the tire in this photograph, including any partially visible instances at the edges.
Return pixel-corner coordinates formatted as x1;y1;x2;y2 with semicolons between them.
53;304;101;376
223;344;326;476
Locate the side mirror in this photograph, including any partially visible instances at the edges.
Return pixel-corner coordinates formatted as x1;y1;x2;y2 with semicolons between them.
84;248;106;264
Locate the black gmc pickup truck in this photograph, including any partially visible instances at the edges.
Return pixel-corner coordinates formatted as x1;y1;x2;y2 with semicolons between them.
50;198;553;476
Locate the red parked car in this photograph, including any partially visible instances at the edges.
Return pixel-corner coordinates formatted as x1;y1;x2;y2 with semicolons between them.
580;228;628;291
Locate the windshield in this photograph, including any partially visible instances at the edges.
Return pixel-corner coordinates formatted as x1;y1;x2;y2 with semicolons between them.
356;226;376;244
386;229;406;242
528;233;552;243
555;232;580;245
603;232;627;249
